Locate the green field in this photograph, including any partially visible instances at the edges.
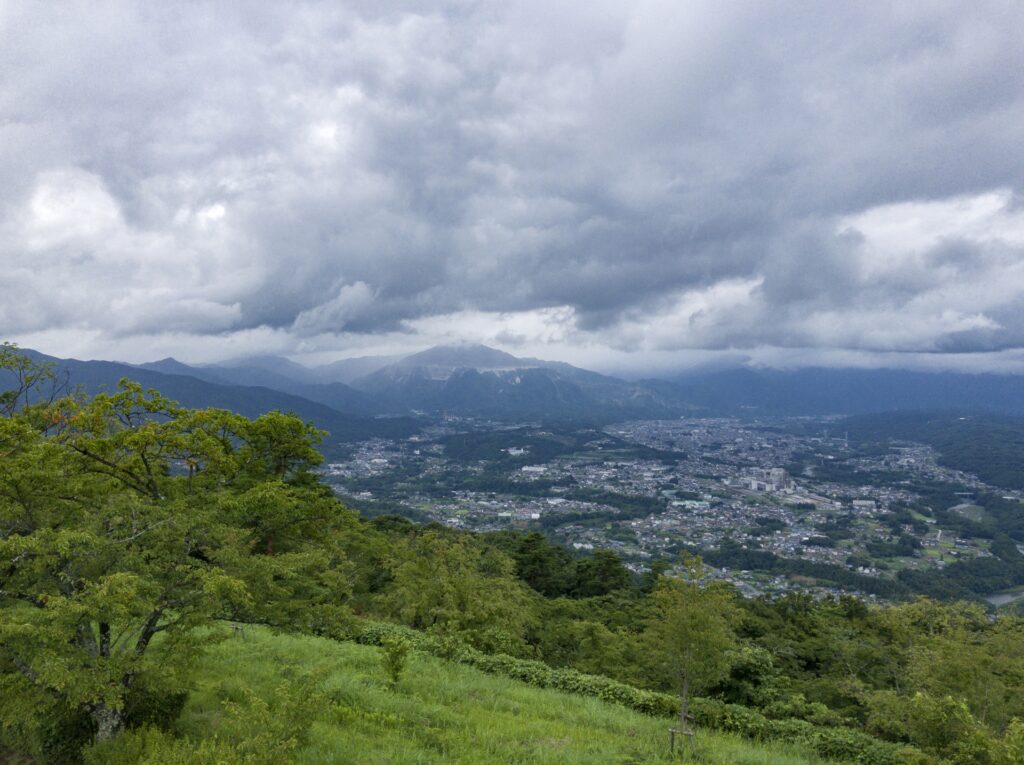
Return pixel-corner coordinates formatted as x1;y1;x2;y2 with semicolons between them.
163;627;831;765
951;503;987;522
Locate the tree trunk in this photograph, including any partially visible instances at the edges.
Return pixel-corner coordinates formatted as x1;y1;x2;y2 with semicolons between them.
679;672;690;732
99;621;110;658
91;703;124;742
679;672;697;756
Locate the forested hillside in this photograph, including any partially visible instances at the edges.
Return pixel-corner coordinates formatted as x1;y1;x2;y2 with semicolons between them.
842;411;1024;490
2;345;1023;764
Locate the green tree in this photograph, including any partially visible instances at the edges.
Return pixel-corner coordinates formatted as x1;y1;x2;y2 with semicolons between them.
904;693;994;763
997;718;1024;765
574;549;631;597
0;350;350;751
384;530;536;655
643;559;739;736
0;342;66;418
380;636;411;687
510;531;577;597
639;558;670;594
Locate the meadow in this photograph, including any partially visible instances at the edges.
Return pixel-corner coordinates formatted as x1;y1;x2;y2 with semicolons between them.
168;626;833;765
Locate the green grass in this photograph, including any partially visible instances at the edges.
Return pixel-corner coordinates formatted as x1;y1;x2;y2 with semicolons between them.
175;627;832;765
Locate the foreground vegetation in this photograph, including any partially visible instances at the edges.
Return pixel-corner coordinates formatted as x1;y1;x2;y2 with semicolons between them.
88;626;836;764
2;344;1023;763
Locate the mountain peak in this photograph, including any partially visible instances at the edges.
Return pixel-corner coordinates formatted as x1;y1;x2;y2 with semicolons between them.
218;354;308;370
399;344;522;369
135;357;199;375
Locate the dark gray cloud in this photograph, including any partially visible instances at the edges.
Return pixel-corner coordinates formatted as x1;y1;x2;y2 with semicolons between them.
2;0;1023;370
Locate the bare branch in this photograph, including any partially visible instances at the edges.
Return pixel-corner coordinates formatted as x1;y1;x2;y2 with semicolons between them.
11;656;41;685
111;518;172;544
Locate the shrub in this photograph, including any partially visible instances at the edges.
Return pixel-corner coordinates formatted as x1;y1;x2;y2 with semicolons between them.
0;677;95;764
381;636;411;687
83;727;251;765
997;718;1024;765
348;619;926;765
123;675;189;732
904;693;995;764
762;692;845;726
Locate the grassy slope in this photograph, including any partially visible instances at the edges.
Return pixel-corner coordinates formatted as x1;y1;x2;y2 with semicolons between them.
176;627;831;765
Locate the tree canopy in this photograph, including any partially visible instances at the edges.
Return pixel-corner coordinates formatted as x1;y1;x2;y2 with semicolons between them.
0;348;351;750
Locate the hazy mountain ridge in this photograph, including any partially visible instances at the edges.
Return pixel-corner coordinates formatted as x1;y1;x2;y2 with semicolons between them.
395;344;522;369
665;366;1024;416
16;344;1024;422
17;350;417;451
121;344;689;420
311;353;403;384
347;344;682;419
136;358;380;415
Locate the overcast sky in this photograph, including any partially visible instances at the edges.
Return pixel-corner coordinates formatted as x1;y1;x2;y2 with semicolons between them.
3;1;1024;375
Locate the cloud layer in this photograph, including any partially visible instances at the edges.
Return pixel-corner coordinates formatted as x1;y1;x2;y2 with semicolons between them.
2;1;1023;372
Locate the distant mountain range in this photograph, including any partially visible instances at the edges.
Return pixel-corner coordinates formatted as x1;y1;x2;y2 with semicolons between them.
9;345;1024;431
136;343;683;421
16;350;419;455
663;366;1024;416
137;356;381;415
343;344;679;419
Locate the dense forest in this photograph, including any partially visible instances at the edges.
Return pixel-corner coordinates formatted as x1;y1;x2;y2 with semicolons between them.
2;345;1023;764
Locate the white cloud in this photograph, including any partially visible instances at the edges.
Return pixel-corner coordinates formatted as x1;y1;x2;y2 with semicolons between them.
1;166;262;336
291;281;378;335
23;169;123;251
1;2;1023;373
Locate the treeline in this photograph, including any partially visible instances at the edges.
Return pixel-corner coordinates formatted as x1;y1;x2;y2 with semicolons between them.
1;345;1023;764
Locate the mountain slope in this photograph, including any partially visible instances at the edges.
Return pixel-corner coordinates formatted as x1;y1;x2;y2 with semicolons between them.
218;354;320;383
350;344;684;420
21;351;418;449
137;358;379;415
27;344;1024;422
312;353;403;384
398;343;522;369
138;345;685;420
145;626;830;765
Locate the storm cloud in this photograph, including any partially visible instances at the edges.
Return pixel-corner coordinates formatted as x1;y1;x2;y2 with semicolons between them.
2;1;1023;372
